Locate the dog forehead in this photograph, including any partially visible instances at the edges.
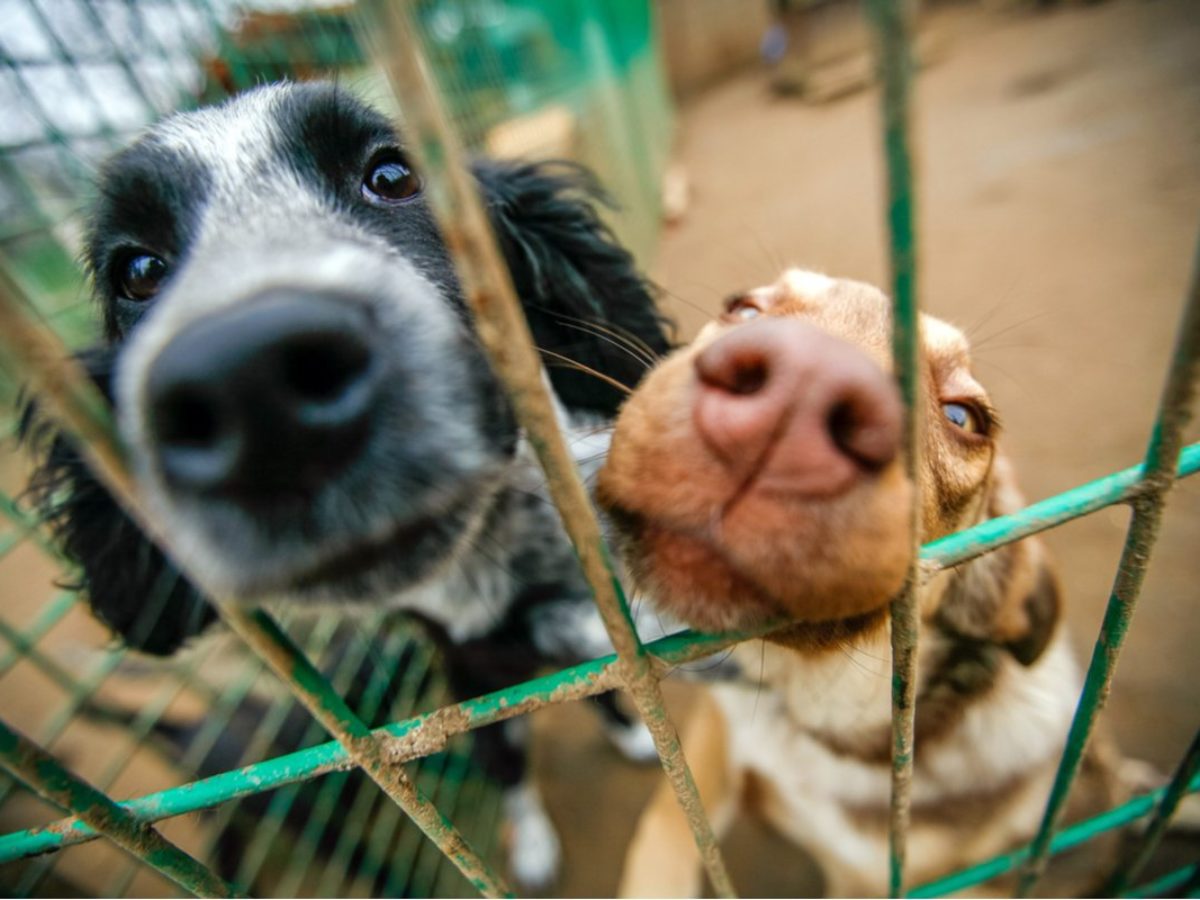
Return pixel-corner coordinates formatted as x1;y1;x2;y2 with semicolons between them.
920;315;978;388
765;270;895;360
144;83;390;202
150;86;285;189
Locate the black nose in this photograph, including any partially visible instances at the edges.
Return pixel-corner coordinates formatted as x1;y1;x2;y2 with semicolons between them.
146;291;379;498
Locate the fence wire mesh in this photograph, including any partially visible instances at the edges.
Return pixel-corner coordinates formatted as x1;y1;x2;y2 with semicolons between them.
0;1;1197;898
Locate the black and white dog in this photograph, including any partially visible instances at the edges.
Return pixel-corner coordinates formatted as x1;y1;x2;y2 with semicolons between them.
21;81;671;888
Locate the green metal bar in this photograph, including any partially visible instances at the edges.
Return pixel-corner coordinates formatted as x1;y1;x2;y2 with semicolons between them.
2;426;1195;865
253;623;419;895
352;4;735;894
0;718;241;898
353;782;408;889
0;444;1197;865
863;0;922;894
383;754;455;898
0;630;626;863
411;749;476;897
908;772;1200;897
1123;863;1199;899
440;773;504;898
221;623;342;888
0;593;77;679
305;634;443;896
1017;236;1200;896
3;649;129;863
0;531;23;561
219;608;512;898
0;491;62;560
92;646;230;899
0;615;96;696
1107;727;1200;895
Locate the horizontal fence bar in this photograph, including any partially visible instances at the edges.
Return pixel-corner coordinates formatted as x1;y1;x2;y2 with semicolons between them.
1123;862;1199;899
0;636;629;863
1107;726;1200;895
907;771;1200;897
353;2;735;894
1018;235;1200;896
215;608;512;899
3;439;1197;864
0;718;241;898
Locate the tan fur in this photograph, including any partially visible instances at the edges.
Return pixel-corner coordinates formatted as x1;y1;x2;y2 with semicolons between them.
603;270;1133;897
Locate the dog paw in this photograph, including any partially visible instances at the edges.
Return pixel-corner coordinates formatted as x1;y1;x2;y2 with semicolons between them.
504;783;561;891
605;718;660;765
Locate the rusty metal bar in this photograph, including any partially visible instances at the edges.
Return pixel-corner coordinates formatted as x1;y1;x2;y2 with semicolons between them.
3;444;1198;865
1017;234;1200;896
0;718;242;898
863;0;922;894
218;609;512;898
351;2;736;895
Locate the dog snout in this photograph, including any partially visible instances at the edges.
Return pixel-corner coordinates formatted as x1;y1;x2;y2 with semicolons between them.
146;291;379;497
693;319;902;497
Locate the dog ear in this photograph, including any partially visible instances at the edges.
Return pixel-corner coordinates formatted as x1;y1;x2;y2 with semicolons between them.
472;159;674;416
935;461;1061;667
18;346;217;656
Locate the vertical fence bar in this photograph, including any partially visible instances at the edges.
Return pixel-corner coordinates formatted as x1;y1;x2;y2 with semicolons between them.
1017;234;1200;896
0;718;241;899
0;213;512;899
863;0;922;895
1107;726;1200;895
351;3;736;896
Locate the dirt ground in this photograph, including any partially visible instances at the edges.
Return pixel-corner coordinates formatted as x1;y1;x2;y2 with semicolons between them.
533;0;1200;895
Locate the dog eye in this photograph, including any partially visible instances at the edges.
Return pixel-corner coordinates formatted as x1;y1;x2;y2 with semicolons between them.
363;154;421;203
723;293;764;321
117;253;168;302
943;401;986;435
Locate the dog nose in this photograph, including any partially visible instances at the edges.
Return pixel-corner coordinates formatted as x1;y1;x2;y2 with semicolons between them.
146;291;379;496
693;318;902;497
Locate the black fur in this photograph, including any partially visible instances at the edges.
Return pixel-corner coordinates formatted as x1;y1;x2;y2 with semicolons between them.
17;82;670;889
20;347;218;655
20;113;668;656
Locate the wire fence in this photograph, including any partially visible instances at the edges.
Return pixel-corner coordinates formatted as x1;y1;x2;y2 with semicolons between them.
0;1;1197;898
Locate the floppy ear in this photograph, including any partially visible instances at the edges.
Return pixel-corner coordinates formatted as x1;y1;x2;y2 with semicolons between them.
935;458;1061;667
19;346;217;656
472;159;674;417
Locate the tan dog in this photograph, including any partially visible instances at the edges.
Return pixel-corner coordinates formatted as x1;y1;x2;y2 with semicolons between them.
597;269;1131;897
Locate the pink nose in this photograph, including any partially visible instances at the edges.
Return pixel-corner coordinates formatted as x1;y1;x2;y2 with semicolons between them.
693;319;902;497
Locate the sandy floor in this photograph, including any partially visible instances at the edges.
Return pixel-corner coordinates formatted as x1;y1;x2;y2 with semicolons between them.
535;0;1200;895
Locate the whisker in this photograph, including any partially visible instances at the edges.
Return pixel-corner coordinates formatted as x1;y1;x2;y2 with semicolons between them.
543;310;664;366
551;320;660;370
970;311;1053;352
539;349;634;396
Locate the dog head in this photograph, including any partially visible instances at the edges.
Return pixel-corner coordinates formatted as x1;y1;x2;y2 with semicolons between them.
598;268;1059;663
22;82;669;653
